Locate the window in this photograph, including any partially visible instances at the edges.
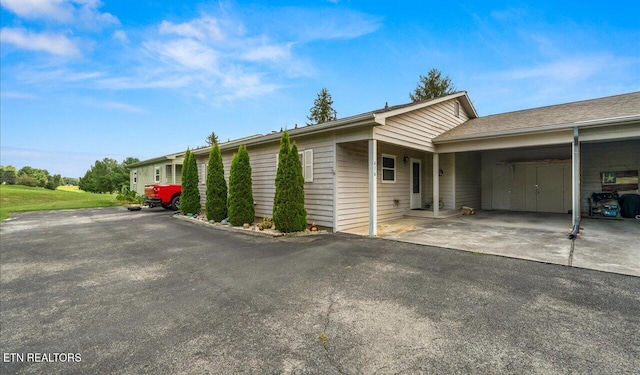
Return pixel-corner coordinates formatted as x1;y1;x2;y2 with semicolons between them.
381;155;396;183
154;167;160;183
275;148;313;183
454;102;460;118
201;164;208;183
133;171;138;184
303;149;313;182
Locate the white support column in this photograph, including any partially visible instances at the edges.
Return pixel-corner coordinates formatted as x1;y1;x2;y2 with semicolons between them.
368;139;378;237
172;164;176;184
433;153;440;218
572;127;581;227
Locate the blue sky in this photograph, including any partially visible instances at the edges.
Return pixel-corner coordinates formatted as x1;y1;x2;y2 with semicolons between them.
1;1;639;178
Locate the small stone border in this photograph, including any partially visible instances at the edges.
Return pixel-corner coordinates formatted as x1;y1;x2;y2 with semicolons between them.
173;213;329;238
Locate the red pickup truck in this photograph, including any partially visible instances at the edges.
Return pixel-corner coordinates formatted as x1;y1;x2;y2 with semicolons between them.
144;184;181;210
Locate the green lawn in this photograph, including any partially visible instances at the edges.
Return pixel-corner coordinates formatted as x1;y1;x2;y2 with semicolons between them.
0;185;120;221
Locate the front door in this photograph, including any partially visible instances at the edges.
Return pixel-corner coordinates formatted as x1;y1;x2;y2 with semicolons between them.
410;159;422;209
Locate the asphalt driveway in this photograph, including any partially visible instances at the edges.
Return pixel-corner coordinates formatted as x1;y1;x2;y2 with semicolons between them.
1;208;639;374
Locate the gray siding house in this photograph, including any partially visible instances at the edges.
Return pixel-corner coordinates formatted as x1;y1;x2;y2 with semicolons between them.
130;91;640;236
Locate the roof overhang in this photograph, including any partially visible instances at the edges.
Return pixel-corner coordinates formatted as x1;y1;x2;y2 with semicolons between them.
434;114;640;144
194;112;377;156
373;92;478;126
433;114;640;153
126;154;184;169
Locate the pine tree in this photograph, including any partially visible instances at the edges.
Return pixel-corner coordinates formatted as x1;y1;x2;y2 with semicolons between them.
273;131;307;232
205;142;228;221
205;131;219;146
307;88;337;125
227;145;255;226
409;68;456;102
180;149;201;215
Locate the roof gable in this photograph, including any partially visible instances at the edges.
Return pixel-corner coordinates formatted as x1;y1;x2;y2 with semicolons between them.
373;91;477;125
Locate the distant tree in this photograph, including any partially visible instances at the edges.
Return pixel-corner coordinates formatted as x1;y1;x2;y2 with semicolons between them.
227;145;254;226
273;131;307;233
307;88;337;125
180;149;201;215
205;142;228;221
3;169;17;185
0;166;4;184
409;68;456;102
205;131;219;146
52;174;63;187
17;174;40;187
78;157;136;193
63;177;79;186
17;166;50;187
123;157;140;166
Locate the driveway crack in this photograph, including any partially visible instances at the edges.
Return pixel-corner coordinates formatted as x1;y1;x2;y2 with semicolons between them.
568;239;575;267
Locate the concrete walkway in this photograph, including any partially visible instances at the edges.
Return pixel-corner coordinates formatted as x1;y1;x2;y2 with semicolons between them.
343;211;640;277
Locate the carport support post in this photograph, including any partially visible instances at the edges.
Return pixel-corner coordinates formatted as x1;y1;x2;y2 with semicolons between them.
433;153;440;218
572;127;581;227
368;139;378;237
172;164;176;184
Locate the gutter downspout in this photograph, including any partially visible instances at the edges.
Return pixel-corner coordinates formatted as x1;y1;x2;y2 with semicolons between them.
569;127;581;239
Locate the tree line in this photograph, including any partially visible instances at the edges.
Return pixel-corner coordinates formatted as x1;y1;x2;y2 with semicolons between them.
1;157;140;194
0;165;74;190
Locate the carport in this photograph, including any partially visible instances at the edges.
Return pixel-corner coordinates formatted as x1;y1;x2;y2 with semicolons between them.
432;93;639;235
343;211;639;276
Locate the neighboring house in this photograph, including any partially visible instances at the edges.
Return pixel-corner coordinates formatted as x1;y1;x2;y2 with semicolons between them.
130;91;640;236
127;152;184;196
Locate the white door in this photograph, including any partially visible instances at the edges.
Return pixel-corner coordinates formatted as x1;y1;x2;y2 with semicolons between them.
410;159;422;209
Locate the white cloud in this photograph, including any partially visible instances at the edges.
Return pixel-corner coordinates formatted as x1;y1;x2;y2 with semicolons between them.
113;30;129;43
241;43;292;62
3;6;379;104
1;0;73;22
18;68;103;83
123;13;301;102
268;8;382;42
101;101;146;113
159;17;225;41
496;56;612;82
469;53;640;114
147;38;219;72
0;91;38;99
1;0;119;29
0;27;81;56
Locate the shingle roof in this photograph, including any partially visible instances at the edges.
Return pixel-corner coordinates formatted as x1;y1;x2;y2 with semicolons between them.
435;91;640;142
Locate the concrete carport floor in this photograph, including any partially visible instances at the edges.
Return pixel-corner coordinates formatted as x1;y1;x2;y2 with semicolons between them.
343;211;639;277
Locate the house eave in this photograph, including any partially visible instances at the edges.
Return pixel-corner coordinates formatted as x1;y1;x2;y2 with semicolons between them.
126;154;184;169
194;113;377;155
433;114;640;144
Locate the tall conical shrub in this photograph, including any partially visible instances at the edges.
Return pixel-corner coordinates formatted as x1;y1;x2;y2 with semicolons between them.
273;131;307;232
228;145;254;226
205;142;227;221
180;149;201;215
